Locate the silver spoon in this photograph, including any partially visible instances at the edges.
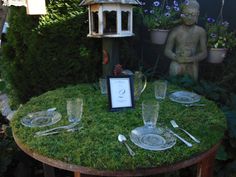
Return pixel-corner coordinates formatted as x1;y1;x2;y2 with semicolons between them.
118;134;135;156
170;120;200;143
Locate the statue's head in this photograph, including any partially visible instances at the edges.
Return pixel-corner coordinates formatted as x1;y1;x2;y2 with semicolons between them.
181;0;200;26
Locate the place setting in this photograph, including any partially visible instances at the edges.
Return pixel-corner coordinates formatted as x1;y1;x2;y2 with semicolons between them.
152;78;205;108
21;107;62;128
118;80;202;155
169;90;205;107
20;97;84;137
129;100;176;151
128;99;201;153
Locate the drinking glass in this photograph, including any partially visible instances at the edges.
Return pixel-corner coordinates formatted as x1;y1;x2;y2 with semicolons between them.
142;100;159;128
67;98;83;123
99;77;107;95
154;80;167;100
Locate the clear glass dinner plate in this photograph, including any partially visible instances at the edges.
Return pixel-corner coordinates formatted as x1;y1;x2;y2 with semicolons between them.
21;111;62;127
130;126;176;151
169;91;201;104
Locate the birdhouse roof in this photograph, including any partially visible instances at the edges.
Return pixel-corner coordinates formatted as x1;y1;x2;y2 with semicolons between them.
80;0;141;6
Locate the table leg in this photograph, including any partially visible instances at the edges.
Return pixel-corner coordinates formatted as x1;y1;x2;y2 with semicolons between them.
196;148;217;177
43;163;55;177
74;172;96;177
74;172;81;177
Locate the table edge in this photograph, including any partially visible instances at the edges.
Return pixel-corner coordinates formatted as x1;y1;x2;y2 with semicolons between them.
13;131;221;176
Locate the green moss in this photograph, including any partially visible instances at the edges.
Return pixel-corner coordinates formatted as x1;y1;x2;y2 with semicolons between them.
11;83;226;171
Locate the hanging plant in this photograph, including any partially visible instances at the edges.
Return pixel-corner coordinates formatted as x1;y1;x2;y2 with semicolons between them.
140;0;182;44
205;0;236;63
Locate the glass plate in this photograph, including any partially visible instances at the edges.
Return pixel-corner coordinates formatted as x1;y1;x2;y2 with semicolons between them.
130;126;176;151
21;111;62;127
169;91;201;104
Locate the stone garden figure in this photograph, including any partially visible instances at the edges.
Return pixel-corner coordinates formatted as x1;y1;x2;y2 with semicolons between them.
164;0;207;80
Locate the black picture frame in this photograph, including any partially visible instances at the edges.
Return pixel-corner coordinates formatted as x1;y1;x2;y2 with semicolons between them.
107;76;135;111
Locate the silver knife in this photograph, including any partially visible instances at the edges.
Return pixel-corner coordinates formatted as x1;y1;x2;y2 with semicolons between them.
168;129;193;147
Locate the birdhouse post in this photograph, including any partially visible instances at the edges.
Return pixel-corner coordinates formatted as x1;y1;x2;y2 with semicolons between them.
80;0;140;76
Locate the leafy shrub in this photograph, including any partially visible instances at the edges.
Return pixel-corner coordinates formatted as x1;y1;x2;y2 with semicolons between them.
0;125;19;176
1;0;102;104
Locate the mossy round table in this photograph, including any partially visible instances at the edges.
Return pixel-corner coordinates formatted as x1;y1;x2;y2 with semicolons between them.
11;84;226;177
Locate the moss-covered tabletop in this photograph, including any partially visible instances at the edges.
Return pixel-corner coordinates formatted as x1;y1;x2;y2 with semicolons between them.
11;83;226;175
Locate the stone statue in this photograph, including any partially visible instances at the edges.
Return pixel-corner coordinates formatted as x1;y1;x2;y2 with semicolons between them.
164;0;207;80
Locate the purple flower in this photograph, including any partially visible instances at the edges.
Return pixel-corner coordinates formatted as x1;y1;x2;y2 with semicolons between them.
180;14;185;17
210;33;217;38
153;1;160;7
164;12;171;17
173;0;179;6
150;10;155;14
207;17;215;23
139;1;144;5
222;21;229;27
184;0;189;5
144;9;149;14
166;5;171;10
174;6;180;11
141;2;146;6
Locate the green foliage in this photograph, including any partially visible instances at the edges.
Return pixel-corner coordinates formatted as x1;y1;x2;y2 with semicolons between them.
0;80;6;93
205;18;236;50
223;94;236;140
216;53;236;92
0;126;19;176
1;1;102;104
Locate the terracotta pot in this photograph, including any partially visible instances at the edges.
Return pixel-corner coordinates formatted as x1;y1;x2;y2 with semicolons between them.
150;29;169;45
208;48;227;63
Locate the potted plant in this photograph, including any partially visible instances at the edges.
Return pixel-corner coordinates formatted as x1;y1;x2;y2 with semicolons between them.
205;17;236;63
141;0;181;44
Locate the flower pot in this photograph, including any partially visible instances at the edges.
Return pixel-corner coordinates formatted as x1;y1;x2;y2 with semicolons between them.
150;29;169;45
208;48;227;63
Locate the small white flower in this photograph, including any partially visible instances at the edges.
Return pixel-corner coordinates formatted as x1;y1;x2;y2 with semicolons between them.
174;0;179;6
165;12;171;17
153;1;160;7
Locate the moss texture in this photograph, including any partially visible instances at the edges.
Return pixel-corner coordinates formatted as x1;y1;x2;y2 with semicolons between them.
11;83;226;171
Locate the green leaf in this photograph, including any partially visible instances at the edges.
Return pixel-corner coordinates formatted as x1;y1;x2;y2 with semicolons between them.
225;111;236;138
216;145;229;161
226;160;236;175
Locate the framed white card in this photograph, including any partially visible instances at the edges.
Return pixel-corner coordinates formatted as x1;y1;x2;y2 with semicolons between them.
107;76;134;111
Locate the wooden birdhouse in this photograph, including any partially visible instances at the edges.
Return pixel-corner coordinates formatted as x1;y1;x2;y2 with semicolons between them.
80;0;141;38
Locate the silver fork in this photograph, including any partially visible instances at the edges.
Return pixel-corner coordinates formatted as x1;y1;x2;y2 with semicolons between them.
35;122;79;136
170;120;200;143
